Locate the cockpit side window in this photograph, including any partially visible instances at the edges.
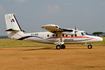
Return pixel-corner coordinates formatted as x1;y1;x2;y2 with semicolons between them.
81;32;84;36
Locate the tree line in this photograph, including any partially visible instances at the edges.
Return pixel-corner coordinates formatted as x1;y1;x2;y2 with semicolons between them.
93;32;105;36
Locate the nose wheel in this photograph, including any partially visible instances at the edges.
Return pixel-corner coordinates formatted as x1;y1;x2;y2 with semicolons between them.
88;44;92;49
56;45;66;50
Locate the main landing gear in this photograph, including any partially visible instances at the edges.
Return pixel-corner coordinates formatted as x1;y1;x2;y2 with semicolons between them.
56;44;65;50
87;44;92;49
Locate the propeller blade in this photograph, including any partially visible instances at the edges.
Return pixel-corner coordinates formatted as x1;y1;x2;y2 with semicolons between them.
75;26;76;30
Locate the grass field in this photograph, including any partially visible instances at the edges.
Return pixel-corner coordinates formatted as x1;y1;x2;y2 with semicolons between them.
0;37;105;48
0;39;56;48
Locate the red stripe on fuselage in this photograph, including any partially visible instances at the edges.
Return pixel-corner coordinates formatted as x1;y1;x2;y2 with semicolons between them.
46;36;97;40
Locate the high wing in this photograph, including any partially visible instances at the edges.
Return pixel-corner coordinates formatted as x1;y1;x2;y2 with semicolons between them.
41;24;75;45
41;24;75;35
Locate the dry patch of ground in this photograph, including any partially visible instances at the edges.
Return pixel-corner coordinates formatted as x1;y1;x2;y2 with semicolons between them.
0;46;105;70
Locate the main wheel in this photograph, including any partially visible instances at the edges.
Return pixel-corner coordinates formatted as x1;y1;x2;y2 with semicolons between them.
61;45;65;49
56;45;61;50
88;44;92;49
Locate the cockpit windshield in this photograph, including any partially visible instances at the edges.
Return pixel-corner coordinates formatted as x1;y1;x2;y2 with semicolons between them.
81;32;88;36
84;32;88;35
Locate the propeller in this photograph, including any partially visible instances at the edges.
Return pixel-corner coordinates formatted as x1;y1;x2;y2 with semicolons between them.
74;26;78;36
75;25;76;30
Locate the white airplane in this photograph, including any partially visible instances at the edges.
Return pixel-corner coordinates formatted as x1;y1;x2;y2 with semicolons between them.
5;14;103;50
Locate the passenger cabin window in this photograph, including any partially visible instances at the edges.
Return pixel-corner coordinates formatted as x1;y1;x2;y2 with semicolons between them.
52;34;55;37
56;34;58;37
62;34;64;37
66;35;68;37
71;35;73;37
47;35;49;37
75;34;77;36
52;34;58;37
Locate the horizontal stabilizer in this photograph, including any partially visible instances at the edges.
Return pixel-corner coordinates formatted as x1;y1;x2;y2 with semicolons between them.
6;29;19;32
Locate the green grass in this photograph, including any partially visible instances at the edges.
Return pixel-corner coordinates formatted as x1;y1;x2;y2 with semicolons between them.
0;39;55;48
0;37;105;48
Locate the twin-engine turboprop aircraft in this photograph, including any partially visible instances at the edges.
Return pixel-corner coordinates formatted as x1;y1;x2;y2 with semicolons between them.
5;14;103;50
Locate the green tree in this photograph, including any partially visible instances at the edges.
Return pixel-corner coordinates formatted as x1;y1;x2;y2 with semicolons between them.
93;32;104;36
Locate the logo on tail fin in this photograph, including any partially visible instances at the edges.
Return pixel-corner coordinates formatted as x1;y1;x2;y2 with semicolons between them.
11;19;15;22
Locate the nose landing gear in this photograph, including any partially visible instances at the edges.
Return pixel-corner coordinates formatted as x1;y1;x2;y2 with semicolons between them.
88;44;92;49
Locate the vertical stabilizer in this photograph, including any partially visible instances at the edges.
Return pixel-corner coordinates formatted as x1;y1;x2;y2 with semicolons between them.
5;14;23;31
5;14;24;39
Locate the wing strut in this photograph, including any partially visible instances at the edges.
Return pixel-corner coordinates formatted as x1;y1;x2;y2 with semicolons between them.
59;33;63;42
54;32;64;45
54;32;65;50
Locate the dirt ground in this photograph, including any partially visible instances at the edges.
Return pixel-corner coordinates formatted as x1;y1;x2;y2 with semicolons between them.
0;46;105;70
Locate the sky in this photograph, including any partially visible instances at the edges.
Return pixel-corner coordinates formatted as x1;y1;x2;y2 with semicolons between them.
0;0;105;35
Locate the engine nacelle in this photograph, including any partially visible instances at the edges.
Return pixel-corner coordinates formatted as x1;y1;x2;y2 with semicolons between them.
62;31;75;35
61;29;75;35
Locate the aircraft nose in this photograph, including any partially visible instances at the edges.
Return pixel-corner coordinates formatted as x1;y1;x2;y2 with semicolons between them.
98;37;103;42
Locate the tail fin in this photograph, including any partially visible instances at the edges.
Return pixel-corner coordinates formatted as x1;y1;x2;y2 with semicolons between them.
5;14;24;39
5;14;24;32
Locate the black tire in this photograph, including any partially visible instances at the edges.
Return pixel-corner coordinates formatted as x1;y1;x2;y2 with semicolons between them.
56;45;61;50
88;45;92;49
61;45;65;49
